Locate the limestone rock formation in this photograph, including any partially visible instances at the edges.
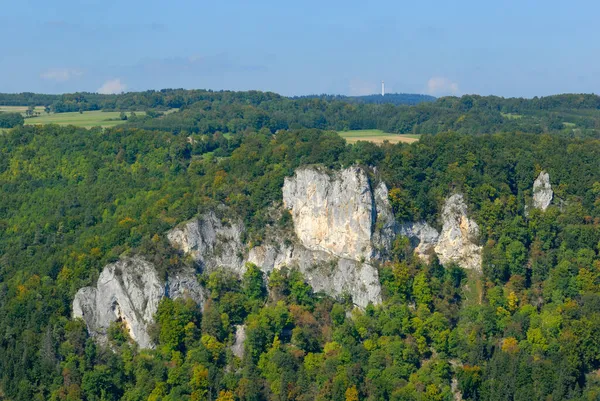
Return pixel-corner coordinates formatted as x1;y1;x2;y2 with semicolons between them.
166;268;205;306
396;195;482;270
168;211;246;275
73;257;203;349
398;222;440;261
434;194;482;271
73;166;489;349
282;166;378;261
372;182;399;258
231;325;246;359
533;171;553;211
273;166;396;306
248;242;382;308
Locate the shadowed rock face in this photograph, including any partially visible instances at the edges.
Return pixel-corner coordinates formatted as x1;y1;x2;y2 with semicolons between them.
533;171;553;211
73;257;203;349
73;258;164;348
167;211;245;275
398;222;440;261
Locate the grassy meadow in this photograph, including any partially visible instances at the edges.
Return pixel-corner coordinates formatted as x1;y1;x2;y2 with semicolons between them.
0;106;47;114
337;129;420;144
23;111;147;128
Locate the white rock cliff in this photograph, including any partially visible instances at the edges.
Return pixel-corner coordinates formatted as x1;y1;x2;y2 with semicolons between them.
73;257;203;348
532;171;553;211
167;211;245;275
399;194;482;271
282;166;377;261
434;194;482;271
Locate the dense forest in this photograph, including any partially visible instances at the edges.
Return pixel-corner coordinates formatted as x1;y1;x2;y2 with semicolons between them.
1;90;600;400
0;91;434;113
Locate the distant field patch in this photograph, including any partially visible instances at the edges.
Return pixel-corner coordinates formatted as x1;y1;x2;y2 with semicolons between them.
0;106;46;114
501;113;523;120
337;129;419;144
24;111;146;128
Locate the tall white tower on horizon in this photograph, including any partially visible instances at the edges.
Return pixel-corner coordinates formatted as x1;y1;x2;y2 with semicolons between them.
381;81;385;96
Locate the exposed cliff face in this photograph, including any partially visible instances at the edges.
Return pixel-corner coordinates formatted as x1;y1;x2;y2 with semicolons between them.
283;167;375;259
73;257;203;349
282;166;378;261
372;182;399;258
231;325;246;359
275;166;394;306
399;195;482;271
398;222;440;261
74;166;487;349
434;194;482;271
533;171;553;211
167;211;245;275
248;243;382;308
165;167;389;308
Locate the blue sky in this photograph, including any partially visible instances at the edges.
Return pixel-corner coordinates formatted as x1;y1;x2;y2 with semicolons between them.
2;0;599;97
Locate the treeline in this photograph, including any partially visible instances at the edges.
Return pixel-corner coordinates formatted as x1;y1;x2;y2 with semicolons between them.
0;112;24;128
3;90;600;136
0;89;283;113
1;123;600;399
293;93;437;105
126;92;600;136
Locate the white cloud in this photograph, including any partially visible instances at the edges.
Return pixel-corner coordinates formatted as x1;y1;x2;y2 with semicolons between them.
426;77;460;96
97;79;127;94
40;68;83;82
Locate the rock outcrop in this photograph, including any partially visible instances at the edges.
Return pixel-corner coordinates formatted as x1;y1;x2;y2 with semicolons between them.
282;166;378;261
434;194;482;271
398;222;440;261
398;195;482;271
372;182;399;258
73;166;489;348
73;257;203;349
231;325;246;358
168;211;245;275
167;167;389;308
533;171;553;211
275;166;395;306
248;243;382;308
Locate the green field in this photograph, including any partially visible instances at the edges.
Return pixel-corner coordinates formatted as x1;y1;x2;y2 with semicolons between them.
1;106;147;128
337;129;420;144
501;112;523;120
0;105;47;114
24;111;146;128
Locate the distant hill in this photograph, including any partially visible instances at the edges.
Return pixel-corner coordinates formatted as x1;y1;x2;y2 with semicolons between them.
293;93;437;105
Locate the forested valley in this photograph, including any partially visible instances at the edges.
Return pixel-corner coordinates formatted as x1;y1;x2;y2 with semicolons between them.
1;90;600;401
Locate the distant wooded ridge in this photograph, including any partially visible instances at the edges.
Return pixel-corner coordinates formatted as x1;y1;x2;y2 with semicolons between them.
1;89;600;112
3;90;600;135
292;93;437;105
